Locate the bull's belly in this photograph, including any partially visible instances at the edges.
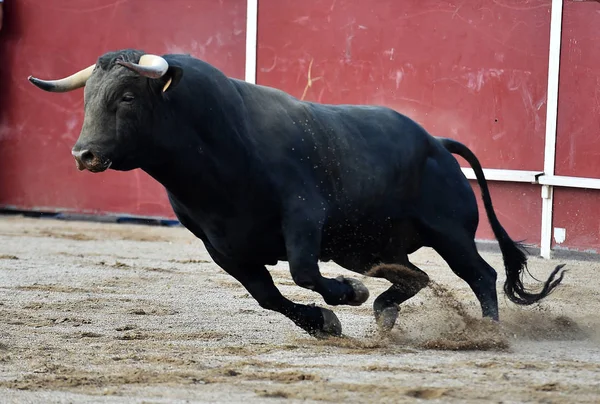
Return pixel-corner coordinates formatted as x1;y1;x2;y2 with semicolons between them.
319;214;423;268
319;218;393;260
203;219;394;267
172;197;417;267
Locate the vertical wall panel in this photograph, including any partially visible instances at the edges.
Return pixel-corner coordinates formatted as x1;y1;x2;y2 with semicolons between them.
551;1;600;253
257;0;551;171
555;1;600;178
0;0;246;218
552;188;600;253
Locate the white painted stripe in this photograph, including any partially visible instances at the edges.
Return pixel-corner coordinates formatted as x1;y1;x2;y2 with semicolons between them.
461;168;542;183
538;175;600;190
461;168;600;190
244;0;258;84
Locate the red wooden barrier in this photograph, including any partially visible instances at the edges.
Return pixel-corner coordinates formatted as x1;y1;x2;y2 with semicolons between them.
0;0;246;218
1;0;599;253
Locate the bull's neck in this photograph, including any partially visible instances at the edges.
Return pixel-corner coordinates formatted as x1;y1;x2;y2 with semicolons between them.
141;76;258;208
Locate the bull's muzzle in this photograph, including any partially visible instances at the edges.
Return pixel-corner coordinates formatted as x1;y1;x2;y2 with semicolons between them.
71;149;112;173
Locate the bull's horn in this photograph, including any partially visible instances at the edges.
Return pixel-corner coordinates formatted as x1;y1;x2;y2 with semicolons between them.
28;64;95;93
116;54;168;79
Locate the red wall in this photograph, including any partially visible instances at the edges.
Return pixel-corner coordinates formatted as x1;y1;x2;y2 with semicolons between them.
256;0;551;244
0;1;598;252
0;0;246;218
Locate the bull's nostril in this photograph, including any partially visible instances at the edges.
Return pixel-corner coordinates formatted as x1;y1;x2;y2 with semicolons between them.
80;150;95;164
71;148;109;172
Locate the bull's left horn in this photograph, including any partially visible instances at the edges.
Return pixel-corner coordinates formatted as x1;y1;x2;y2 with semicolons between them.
28;64;95;93
116;54;169;79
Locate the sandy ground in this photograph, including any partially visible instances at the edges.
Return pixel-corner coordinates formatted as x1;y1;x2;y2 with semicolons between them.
0;215;599;403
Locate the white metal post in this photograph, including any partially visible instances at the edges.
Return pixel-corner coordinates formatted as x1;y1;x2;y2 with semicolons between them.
245;0;258;84
540;0;564;259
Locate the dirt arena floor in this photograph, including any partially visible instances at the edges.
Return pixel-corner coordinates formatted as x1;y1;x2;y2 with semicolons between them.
0;215;599;403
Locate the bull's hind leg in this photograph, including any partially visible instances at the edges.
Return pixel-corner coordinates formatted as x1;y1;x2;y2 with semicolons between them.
227;264;343;338
333;251;429;332
430;231;499;320
368;261;430;332
364;220;429;331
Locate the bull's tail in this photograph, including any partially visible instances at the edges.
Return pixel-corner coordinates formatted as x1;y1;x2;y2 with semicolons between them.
437;137;566;306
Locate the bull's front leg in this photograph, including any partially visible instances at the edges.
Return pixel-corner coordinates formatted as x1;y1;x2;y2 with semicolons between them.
282;212;369;307
205;243;343;338
228;264;343;338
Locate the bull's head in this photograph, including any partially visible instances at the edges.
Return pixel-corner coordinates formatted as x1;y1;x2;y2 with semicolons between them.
28;50;183;172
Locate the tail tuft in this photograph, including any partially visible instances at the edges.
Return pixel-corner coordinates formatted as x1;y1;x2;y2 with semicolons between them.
504;263;567;305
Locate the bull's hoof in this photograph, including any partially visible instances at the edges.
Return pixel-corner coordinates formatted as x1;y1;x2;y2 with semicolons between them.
336;276;370;306
375;304;399;333
312;308;342;339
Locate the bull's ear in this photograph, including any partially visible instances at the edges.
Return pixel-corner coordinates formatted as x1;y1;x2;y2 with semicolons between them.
159;66;183;94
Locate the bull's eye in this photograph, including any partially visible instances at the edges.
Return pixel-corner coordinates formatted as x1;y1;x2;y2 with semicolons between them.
121;93;135;103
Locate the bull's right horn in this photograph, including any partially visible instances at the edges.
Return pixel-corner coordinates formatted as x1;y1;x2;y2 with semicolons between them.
28;64;95;93
116;54;169;79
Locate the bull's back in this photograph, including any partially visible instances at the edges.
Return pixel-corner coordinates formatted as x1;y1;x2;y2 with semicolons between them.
233;79;432;204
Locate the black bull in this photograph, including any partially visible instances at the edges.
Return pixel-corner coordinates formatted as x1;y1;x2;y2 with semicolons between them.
28;50;565;337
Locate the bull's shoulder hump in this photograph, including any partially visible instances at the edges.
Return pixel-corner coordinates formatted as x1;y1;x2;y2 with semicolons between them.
231;79;300;107
228;78;421;135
